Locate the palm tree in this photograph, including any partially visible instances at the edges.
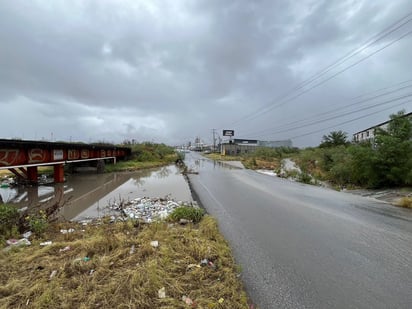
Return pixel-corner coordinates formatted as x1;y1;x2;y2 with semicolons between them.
320;130;348;148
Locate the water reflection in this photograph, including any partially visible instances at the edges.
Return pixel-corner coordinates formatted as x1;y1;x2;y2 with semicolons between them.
1;164;192;221
72;165;192;220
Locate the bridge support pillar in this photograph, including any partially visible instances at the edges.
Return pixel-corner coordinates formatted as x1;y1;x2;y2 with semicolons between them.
53;164;65;183
27;186;39;204
96;160;105;173
27;166;38;184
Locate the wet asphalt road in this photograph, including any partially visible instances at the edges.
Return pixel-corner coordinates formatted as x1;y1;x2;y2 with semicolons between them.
185;152;412;309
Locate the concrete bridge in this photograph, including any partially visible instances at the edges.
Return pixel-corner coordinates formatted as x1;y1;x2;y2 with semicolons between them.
0;139;131;184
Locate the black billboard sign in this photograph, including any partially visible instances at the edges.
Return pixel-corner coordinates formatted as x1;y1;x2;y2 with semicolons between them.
223;130;234;137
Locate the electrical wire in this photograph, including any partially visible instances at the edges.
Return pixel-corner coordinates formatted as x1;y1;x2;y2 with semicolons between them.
238;85;412;137
239;30;412;124
285;100;411;140
225;11;412;126
245;94;412;138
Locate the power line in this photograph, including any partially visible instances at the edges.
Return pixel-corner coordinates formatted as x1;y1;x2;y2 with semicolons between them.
226;11;412;126
238;84;412;137
246;94;412;138
277;15;412;99
285;100;411;140
349;78;412;100
240;30;412;124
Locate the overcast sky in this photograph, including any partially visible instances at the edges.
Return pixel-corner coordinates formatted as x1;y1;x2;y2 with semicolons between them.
1;0;411;147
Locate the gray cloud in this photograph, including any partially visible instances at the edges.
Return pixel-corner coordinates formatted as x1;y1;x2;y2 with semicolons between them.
0;0;411;146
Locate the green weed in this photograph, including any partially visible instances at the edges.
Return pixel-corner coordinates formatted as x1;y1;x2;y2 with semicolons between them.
168;206;205;223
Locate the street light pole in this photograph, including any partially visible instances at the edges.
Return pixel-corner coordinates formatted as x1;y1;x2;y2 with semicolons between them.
212;129;216;152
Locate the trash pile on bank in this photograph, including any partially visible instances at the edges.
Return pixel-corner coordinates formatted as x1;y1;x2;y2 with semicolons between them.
109;196;199;223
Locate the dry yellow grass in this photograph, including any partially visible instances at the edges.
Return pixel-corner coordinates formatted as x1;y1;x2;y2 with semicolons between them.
0;216;250;308
397;197;412;208
204;153;242;161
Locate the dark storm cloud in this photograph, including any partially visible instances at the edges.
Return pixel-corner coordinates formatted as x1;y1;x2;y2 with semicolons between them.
0;0;411;145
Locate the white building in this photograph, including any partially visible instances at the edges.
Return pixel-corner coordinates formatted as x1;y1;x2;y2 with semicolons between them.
353;112;411;143
220;139;293;155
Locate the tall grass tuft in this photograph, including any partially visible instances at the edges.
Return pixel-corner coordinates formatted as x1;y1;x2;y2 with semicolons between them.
397;197;412;208
168;206;205;223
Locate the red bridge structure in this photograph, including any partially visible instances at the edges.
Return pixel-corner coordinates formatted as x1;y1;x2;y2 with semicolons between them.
0;139;131;184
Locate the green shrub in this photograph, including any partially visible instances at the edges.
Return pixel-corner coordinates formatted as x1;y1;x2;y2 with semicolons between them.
0;204;20;236
26;210;48;236
297;172;312;184
176;151;185;161
131;142;176;162
168;206;205;223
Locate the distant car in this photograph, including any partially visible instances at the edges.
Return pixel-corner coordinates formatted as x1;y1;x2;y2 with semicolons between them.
203;150;211;154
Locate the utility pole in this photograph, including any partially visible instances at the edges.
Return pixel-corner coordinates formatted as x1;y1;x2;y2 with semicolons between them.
212;129;216;152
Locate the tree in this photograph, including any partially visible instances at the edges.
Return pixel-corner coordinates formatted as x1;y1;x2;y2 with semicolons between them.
374;110;412;186
348;144;380;187
320;130;349;148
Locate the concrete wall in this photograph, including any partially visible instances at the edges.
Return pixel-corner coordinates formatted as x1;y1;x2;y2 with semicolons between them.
221;144;257;156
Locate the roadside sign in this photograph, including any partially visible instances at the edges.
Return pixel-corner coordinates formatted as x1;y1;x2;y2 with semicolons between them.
223;130;234;137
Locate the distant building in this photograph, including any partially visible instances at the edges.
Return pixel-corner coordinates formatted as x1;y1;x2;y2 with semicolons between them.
353;112;411;143
258;140;292;148
221;139;257;155
221;138;293;155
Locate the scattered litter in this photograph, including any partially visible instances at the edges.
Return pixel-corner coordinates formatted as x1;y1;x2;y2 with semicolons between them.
49;270;57;280
158;287;166;299
40;241;53;246
110;196;198;223
22;231;32;239
199;258;217;270
208;261;216;269
60;228;75;234
129;245;135;255
187;264;201;270
6;238;31;247
18;206;28;213
59;246;71;252
83;256;91;262
218;298;224;304
89;269;95;276
179;218;191;225
182;295;194;305
150;241;159;248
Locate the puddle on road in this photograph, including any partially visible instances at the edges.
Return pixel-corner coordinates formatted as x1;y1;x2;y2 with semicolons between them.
0;164;192;221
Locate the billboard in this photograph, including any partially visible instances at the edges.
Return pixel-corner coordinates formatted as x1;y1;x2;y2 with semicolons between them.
223;130;234;137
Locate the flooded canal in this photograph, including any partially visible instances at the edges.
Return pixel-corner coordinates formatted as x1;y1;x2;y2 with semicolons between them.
0;164;192;221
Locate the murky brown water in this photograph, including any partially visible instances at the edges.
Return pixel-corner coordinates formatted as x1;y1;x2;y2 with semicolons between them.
0;165;192;221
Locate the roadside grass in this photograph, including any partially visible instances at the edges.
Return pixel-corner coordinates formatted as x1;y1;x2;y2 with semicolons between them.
105;154;178;172
204;153;242;161
0;170;11;177
243;157;281;170
397;197;412;208
0;166;54;178
204;153;280;171
0;216;249;308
